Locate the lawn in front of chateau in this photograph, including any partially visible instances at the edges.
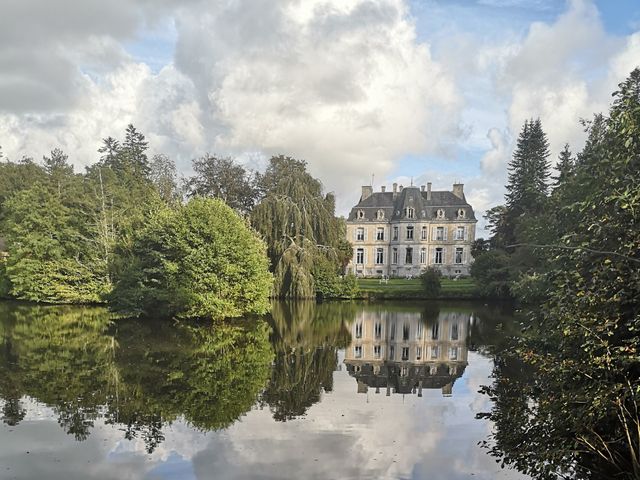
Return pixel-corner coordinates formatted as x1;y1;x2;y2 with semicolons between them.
356;277;478;299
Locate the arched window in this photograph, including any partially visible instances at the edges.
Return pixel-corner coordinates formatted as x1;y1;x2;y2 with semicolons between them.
376;209;384;220
457;208;465;219
436;209;445;219
357;209;365;219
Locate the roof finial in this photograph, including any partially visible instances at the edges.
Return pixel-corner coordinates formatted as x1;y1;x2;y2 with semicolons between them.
410;176;414;187
371;173;375;187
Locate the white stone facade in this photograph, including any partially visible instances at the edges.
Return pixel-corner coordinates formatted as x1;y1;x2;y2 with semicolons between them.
345;183;477;277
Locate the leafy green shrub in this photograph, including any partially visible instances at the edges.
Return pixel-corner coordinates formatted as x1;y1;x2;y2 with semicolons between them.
420;267;442;297
109;197;272;320
470;250;513;298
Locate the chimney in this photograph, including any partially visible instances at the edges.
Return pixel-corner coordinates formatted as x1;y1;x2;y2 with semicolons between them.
392;182;398;198
426;182;432;201
452;183;464;199
361;185;373;201
381;185;386;193
399;185;404;192
420;185;425;192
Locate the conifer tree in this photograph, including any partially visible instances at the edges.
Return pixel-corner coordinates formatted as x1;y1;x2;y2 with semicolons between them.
552;144;573;189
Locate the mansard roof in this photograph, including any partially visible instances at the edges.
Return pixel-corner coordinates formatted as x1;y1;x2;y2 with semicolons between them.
347;186;476;221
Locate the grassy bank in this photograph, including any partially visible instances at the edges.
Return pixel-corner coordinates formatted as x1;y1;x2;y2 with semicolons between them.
355;277;479;300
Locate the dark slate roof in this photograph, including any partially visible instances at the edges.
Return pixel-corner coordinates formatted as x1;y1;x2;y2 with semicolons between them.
347;186;476;221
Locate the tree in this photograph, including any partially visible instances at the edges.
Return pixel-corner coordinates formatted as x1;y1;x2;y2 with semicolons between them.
185;154;259;215
481;69;640;479
149;154;178;203
420;267;442;297
251;155;349;298
121;124;150;178
109;197;272;319
552;143;574;189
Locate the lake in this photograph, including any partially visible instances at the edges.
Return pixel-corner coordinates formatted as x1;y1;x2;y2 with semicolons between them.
0;300;530;480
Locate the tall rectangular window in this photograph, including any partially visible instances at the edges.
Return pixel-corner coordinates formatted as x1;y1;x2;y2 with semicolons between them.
416;322;423;339
431;345;439;359
389;345;395;360
356;248;365;264
456;226;465;240
392;248;398;264
436;227;444;241
421;226;428;240
375;248;384;264
354;345;362;358
392;226;399;241
434;247;443;264
375;322;382;339
376;227;384;240
402;347;409;361
455;247;463;264
356;228;365;241
420;248;427;264
374;345;381;359
416;346;422;360
451;323;459;341
405;247;413;264
403;323;409;341
406;226;414;240
355;322;363;338
432;322;439;340
390;322;396;340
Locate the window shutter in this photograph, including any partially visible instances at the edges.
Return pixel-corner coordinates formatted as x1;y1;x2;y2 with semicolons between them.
444;228;448;241
353;227;357;240
363;228;367;241
464;226;468;241
432;227;436;241
463;248;467;264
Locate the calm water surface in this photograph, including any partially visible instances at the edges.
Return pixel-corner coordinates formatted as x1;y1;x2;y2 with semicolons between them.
0;301;529;480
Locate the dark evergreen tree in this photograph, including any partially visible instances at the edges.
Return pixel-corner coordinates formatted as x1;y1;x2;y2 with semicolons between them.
552;143;573;189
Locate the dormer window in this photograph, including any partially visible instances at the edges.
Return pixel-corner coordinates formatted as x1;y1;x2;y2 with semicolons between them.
357;209;365;219
457;209;466;219
376;209;384;220
436;209;445;219
405;207;415;219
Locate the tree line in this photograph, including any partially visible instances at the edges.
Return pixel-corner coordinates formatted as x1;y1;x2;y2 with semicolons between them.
0;126;357;319
472;69;640;479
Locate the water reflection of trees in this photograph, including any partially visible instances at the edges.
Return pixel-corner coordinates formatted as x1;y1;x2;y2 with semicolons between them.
262;301;352;421
0;303;273;452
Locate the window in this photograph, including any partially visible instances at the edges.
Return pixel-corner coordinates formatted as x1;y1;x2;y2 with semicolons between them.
402;347;409;361
405;247;413;264
392;248;398;265
374;345;381;359
450;347;458;360
375;322;382;339
431;345;439;359
356;248;365;264
392;226;399;241
357;210;364;219
354;345;362;358
432;322;439;340
455;247;463;264
416;346;422;360
403;323;409;341
376;227;384;240
376;209;384;220
455;226;465;240
356;227;365;241
421;226;428;240
405;207;415;219
375;248;384;264
457;208;465;219
436;227;444;241
434;247;443;264
416;322;423;339
429;365;438;375
451;323;459;341
420;248;427;265
437;209;445;219
355;322;363;338
406;226;414;240
390;322;396;340
400;366;408;377
389;345;395;360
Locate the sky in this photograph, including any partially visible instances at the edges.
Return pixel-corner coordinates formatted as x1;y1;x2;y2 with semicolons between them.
1;0;639;233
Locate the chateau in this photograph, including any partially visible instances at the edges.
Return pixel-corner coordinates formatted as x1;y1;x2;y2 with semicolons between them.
345;182;476;277
344;309;469;397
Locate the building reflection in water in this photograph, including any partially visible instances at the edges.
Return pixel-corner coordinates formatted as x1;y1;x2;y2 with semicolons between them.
344;309;468;397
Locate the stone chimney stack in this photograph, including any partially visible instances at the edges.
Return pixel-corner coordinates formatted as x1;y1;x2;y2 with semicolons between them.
427;182;432;201
452;183;464;199
381;185;386;193
399;185;404;192
361;185;373;201
392;183;398;198
420;185;425;192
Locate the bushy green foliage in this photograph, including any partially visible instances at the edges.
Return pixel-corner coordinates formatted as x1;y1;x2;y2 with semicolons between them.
470;250;513;298
420;267;442;297
312;254;360;299
110;197;272;319
481;69;640;479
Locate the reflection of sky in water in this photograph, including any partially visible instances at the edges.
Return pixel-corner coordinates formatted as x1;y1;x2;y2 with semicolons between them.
0;351;528;480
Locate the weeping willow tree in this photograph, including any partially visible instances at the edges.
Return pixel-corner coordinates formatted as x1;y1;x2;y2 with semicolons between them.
251;155;353;298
